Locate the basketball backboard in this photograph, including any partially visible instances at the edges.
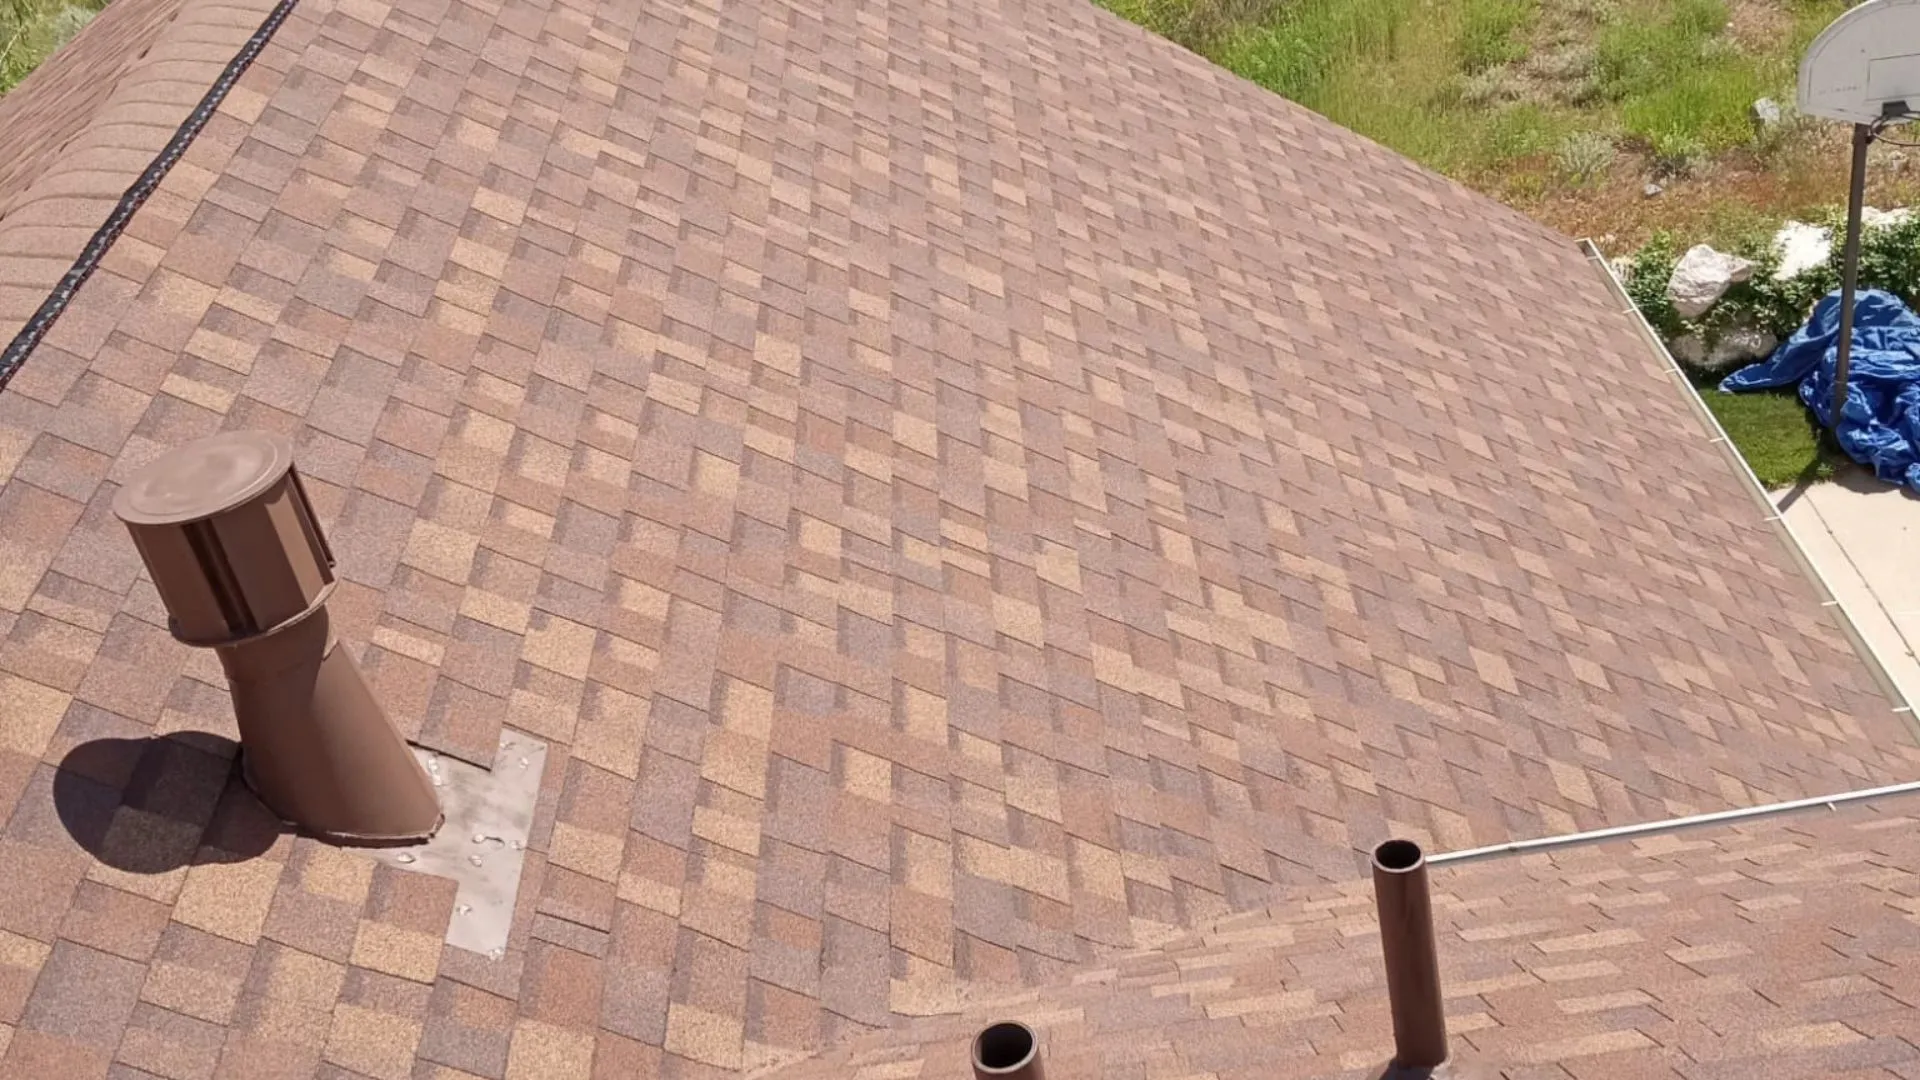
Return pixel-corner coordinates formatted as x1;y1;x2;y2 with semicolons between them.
1800;0;1920;124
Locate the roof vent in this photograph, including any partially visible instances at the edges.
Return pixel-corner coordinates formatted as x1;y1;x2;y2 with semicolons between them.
1373;838;1449;1072
973;1020;1042;1080
114;431;442;844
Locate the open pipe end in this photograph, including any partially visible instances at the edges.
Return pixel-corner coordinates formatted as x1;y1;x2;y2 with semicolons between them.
973;1021;1041;1080
1373;838;1425;874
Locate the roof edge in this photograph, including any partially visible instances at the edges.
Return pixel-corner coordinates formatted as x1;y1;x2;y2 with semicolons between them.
1577;237;1920;741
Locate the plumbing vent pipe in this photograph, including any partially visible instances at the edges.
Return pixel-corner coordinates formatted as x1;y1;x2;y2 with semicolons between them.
113;431;442;844
1372;838;1448;1070
972;1021;1042;1080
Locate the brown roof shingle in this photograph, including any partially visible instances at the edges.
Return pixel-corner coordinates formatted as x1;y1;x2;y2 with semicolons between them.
0;0;1914;1073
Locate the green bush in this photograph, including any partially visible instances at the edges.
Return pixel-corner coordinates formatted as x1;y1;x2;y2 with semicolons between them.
1843;210;1920;304
1623;210;1920;362
1622;231;1685;339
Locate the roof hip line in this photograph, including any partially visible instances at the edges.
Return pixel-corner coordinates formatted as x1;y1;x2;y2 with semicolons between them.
1431;776;1920;867
0;0;304;394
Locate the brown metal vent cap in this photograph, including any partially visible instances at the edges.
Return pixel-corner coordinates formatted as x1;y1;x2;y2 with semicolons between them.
113;430;294;526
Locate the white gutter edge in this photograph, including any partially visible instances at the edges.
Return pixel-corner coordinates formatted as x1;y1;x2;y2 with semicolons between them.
1576;239;1919;737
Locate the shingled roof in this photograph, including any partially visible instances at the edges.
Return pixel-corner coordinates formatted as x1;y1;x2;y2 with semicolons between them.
0;0;1914;1074
766;798;1920;1079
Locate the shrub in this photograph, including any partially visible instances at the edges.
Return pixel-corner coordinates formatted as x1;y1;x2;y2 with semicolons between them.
1622;231;1685;339
1555;130;1615;186
1456;66;1517;107
1621;208;1920;365
1845;209;1920;304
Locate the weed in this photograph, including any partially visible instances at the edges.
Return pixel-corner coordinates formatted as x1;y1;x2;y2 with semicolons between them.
1555;130;1615;186
1457;0;1536;73
1211;0;1415;104
0;0;102;96
1646;128;1708;178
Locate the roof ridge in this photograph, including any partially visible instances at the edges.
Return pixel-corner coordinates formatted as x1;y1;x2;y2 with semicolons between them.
0;0;278;349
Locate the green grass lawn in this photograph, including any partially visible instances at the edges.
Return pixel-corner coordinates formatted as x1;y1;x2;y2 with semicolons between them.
0;0;104;96
1694;375;1843;488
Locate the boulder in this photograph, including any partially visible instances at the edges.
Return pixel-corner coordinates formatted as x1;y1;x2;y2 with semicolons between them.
1668;333;1705;367
1771;220;1829;281
1706;325;1779;371
1667;325;1779;374
1770;208;1913;282
1863;206;1914;229
1667;244;1754;319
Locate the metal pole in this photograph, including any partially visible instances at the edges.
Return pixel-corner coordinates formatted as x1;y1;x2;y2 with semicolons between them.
1832;121;1872;432
1372;839;1448;1069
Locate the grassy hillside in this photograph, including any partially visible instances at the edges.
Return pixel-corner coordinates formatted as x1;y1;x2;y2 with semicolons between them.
0;0;103;96
1099;0;1919;251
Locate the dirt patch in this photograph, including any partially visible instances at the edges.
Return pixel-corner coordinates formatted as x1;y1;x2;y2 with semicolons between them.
1502;0;1608;107
1724;0;1793;53
1520;126;1920;252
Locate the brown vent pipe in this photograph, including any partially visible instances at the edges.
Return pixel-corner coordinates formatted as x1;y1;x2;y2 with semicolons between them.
113;431;442;844
973;1021;1042;1080
1372;838;1448;1070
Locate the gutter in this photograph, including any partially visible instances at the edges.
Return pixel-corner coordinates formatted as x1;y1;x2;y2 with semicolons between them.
1578;239;1918;737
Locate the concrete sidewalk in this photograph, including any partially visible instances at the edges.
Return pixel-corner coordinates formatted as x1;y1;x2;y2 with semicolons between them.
1776;467;1920;709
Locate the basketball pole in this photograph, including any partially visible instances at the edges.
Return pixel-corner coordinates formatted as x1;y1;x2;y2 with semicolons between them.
1832;120;1871;435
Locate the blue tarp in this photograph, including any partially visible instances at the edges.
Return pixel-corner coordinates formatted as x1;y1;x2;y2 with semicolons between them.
1720;288;1920;492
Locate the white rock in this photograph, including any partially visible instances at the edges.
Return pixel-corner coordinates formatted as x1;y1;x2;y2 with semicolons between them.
1771;220;1830;281
1706;326;1779;371
1770;207;1912;282
1666;325;1778;373
1863;206;1914;229
1667;244;1755;319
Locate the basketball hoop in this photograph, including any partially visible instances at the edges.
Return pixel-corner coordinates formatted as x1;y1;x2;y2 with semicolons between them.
1798;0;1920;432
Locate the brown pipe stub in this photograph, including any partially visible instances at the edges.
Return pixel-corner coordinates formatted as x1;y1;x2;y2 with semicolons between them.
221;608;442;842
972;1021;1042;1080
1372;838;1448;1069
114;431;440;845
